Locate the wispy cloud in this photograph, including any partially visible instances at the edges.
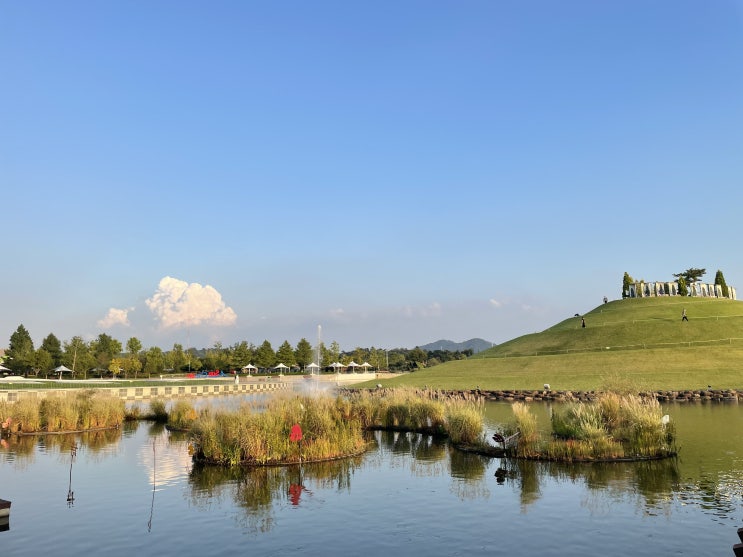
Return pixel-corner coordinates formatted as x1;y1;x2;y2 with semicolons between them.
489;298;503;308
145;276;237;329
98;307;132;328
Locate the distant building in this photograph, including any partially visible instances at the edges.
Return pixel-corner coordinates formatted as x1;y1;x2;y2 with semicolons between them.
626;281;736;300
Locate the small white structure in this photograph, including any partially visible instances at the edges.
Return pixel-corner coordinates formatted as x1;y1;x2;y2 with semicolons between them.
274;363;289;374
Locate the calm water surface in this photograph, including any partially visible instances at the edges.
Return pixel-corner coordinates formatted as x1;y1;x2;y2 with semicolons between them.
1;400;741;556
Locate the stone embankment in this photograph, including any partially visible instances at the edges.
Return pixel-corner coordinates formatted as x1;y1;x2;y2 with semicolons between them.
468;388;742;403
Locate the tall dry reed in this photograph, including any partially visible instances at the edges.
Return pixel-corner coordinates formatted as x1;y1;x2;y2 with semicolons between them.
446;403;483;445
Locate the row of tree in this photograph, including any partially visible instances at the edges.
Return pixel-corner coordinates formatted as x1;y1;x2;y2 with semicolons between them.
622;268;730;298
1;325;471;378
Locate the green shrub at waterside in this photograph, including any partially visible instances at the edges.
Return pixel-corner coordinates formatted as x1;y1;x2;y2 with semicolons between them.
508;393;675;461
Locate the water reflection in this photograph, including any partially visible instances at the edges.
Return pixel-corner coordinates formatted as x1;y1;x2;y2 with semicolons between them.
66;442;77;507
186;456;364;534
0;428;123;469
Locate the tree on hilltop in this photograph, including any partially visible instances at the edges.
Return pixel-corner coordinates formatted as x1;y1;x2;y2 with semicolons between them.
714;270;729;297
622;272;634;298
677;276;688;297
673;268;706;285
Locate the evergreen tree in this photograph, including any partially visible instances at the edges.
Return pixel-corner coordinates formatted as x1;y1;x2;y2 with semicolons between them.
8;324;35;376
229;341;254;370
253;340;276;368
276;340;297;368
294;338;314;367
714;269;729;298
677;276;688;297
41;333;63;367
622;272;634;298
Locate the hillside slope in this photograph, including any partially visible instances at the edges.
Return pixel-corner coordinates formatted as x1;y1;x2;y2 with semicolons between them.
374;297;743;391
475;297;743;358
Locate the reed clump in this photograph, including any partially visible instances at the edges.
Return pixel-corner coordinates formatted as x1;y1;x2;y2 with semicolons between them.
507;392;675;461
0;391;124;433
347;388;458;434
7;397;42;433
445;403;484;445
509;402;541;458
167;400;198;430
191;394;367;466
148;399;169;422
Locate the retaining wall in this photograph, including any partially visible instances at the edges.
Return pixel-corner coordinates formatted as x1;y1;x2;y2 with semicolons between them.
0;378;289;403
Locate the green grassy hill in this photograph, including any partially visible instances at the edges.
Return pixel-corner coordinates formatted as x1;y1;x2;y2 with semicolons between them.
374;297;743;391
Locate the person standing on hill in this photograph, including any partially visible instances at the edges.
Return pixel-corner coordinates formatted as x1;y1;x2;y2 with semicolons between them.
581;317;586;328
682;308;688;322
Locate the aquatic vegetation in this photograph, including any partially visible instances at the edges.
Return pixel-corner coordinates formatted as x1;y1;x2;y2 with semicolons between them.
0;391;124;433
148;398;168;422
191;394;367;466
507;393;675;461
446;403;484;445
168;400;198;430
192;390;486;466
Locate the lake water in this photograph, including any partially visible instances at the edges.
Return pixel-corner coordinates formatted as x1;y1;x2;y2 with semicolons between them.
1;398;741;556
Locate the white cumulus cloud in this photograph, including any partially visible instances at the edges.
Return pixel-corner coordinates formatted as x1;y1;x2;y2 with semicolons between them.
98;307;132;328
146;276;237;329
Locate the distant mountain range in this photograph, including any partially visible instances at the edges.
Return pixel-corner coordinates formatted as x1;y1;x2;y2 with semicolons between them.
418;338;494;354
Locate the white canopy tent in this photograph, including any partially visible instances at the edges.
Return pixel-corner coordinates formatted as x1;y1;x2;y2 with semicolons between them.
347;361;360;372
306;362;320;374
242;364;257;375
360;362;372;371
0;364;10;372
274;363;289;374
54;365;73;379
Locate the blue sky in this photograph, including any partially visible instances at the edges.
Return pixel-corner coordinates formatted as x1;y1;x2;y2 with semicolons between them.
2;1;742;352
